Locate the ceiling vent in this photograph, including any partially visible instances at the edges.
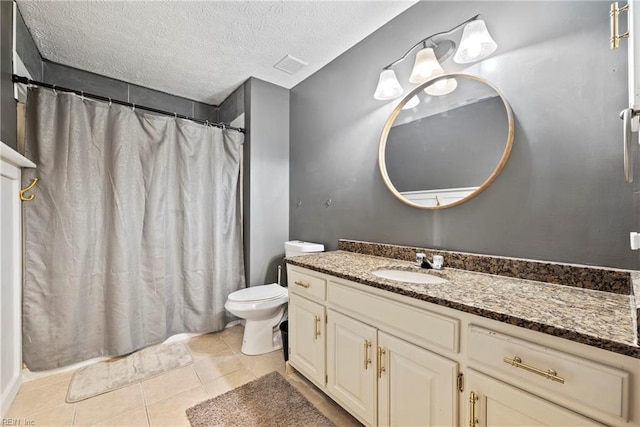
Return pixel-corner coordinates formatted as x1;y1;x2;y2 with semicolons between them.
274;54;308;75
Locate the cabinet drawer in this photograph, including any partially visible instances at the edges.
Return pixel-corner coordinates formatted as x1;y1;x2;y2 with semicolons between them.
328;281;459;353
468;325;630;420
288;268;327;302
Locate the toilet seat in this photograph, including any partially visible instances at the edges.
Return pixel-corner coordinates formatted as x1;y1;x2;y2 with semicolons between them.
228;283;287;303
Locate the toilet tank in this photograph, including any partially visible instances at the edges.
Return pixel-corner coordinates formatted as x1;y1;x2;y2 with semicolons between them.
285;240;324;257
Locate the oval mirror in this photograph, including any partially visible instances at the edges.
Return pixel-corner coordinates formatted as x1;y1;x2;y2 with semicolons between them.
378;73;514;209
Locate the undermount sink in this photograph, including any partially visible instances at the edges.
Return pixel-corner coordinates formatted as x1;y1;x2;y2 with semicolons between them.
371;269;448;284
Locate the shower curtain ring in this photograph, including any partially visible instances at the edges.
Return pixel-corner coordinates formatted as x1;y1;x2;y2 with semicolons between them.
131;104;136;112
205;120;209;127
80;91;85;101
52;85;57;95
108;98;112;107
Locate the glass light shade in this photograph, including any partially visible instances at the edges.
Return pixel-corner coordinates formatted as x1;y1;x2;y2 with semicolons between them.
409;48;444;84
374;69;404;100
424;77;458;96
402;95;420;110
453;19;497;64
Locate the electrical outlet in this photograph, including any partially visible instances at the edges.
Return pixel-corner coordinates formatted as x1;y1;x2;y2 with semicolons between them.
630;232;640;250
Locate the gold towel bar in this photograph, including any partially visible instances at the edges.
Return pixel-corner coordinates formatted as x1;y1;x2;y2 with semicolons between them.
611;2;630;49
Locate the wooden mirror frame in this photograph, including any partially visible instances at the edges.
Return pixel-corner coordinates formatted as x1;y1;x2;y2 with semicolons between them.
378;73;515;210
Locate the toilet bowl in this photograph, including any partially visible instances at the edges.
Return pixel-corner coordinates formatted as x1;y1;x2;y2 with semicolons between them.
224;240;324;356
225;283;289;355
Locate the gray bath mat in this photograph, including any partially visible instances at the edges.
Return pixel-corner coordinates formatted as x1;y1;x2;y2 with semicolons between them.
66;341;193;402
186;371;335;427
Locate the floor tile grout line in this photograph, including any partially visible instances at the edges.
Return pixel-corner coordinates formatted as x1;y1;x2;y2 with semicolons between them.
187;364;205;387
88;406;145;427
143;401;151;427
8;385;72;419
14;401;51;420
139;366;202;407
191;362;207;385
139;382;148;407
19;374;75;395
71;403;77;427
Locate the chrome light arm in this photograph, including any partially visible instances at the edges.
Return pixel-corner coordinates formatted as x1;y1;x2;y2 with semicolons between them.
382;14;481;69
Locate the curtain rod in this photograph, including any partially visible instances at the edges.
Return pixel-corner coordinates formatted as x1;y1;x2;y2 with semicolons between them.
12;75;245;133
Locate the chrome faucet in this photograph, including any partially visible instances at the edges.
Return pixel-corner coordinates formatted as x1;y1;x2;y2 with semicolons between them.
415;253;444;270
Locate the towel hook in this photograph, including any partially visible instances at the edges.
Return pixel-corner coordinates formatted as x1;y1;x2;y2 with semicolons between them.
20;177;38;201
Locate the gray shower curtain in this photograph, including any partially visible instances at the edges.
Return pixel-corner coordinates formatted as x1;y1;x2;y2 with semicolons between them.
22;87;245;371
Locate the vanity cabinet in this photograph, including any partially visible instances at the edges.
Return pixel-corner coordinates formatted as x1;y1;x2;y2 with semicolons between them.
288;265;459;426
286;264;638;427
287;269;327;388
377;331;458;427
326;309;458;427
467;326;630;421
465;370;605;426
289;293;325;387
326;310;377;425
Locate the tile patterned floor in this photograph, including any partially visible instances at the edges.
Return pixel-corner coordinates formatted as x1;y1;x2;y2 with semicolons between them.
6;325;362;427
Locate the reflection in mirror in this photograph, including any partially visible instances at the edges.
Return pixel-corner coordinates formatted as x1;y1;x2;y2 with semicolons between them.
379;74;514;209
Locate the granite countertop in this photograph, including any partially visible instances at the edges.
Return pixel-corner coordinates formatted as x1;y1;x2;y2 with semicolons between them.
286;250;640;359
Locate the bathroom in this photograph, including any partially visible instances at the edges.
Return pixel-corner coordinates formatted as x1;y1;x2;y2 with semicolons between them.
0;0;639;426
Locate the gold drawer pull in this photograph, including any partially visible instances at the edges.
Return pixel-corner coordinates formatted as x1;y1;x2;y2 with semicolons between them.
364;340;372;369
377;347;386;378
469;391;478;427
313;315;321;339
294;280;310;288
503;356;565;384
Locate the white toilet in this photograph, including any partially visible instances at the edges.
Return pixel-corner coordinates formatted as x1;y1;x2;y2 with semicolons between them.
225;240;324;355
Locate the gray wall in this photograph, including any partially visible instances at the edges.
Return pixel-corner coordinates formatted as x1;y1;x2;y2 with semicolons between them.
219;84;244;125
15;6;41;80
1;1;17;149
244;78;290;286
290;1;636;269
41;62;218;122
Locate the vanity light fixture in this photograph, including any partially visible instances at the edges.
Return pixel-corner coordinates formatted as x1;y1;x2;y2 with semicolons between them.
373;14;497;101
373;69;404;100
453;19;498;64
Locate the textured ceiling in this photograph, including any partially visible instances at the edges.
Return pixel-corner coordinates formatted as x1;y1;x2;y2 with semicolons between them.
17;1;417;105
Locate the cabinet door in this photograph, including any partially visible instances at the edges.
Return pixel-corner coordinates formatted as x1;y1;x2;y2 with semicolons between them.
0;160;24;417
378;332;458;427
327;309;377;426
466;370;605;426
289;293;325;387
